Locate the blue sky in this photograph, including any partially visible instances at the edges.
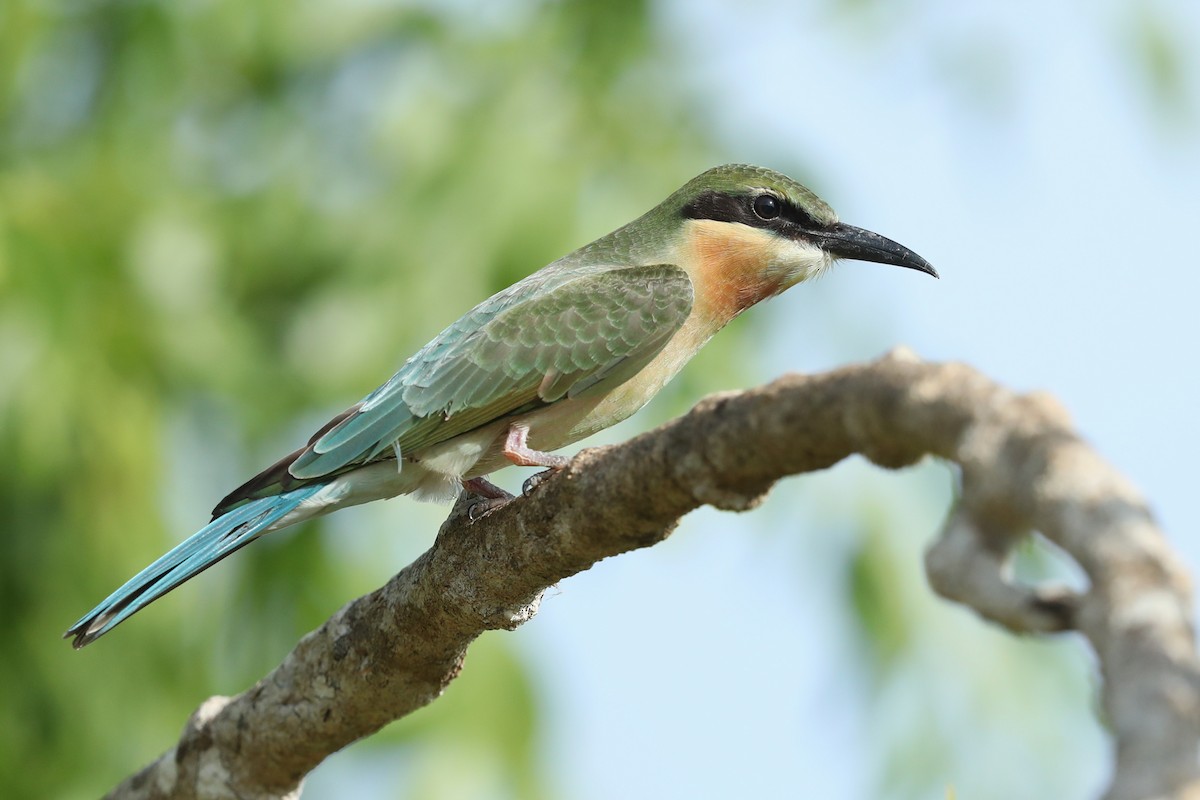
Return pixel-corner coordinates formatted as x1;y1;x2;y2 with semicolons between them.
531;3;1196;799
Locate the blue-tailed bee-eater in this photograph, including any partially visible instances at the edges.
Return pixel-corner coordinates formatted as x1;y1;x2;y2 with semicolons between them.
67;164;935;647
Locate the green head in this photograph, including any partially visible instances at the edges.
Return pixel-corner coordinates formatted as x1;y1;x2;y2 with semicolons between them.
664;164;937;280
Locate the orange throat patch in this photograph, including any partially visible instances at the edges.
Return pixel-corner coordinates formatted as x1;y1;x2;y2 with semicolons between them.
680;219;797;325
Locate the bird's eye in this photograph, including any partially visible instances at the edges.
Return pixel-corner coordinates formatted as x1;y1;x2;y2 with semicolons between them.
752;194;781;220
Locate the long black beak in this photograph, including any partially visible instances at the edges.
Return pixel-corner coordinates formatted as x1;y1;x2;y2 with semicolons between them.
813;222;938;278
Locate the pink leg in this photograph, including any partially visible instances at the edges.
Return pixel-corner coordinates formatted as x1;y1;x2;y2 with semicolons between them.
502;424;567;496
461;477;515;521
502;424;568;469
462;476;512;500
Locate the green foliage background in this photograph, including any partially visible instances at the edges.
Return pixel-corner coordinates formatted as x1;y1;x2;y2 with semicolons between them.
0;1;1189;798
0;2;721;797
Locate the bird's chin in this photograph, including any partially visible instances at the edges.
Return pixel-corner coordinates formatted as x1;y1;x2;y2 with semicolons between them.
803;250;836;283
771;241;833;288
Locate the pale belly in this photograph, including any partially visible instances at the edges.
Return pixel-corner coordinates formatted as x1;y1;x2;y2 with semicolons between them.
413;375;656;481
288;311;720;521
418;315;716;481
275;367;683;527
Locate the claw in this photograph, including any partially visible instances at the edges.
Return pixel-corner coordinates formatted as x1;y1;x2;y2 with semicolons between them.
522;468;561;497
468;497;510;521
463;477;515;522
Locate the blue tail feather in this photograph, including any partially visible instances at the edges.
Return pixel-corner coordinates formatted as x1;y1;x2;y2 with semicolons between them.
65;484;326;648
290;405;412;479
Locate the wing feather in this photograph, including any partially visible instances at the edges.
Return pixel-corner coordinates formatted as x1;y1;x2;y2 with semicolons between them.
268;264;693;485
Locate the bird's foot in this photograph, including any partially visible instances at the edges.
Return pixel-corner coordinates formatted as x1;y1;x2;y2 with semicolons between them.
502;424;569;498
468;499;508;521
522;468;561;497
462;477;515;521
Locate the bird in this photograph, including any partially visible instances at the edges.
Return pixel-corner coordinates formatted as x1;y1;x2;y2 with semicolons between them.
66;164;936;648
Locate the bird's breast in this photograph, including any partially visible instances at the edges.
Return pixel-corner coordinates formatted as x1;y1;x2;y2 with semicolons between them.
457;308;717;478
679;218;804;323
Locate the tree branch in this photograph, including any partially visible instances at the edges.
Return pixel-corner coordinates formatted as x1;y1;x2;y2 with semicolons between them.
107;350;1200;800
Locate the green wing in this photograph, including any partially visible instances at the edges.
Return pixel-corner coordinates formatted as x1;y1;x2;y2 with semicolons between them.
280;263;693;483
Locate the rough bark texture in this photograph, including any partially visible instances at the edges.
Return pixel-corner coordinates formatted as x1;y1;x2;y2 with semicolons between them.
107;351;1200;800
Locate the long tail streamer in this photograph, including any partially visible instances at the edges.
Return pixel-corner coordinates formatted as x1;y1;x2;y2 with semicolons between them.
65;484;326;648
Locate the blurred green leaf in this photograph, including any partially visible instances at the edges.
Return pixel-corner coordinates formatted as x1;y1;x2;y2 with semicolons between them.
0;0;713;797
1124;2;1195;128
